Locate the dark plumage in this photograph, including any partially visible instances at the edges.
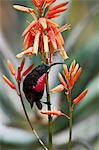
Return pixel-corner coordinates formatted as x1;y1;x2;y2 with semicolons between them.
23;63;63;110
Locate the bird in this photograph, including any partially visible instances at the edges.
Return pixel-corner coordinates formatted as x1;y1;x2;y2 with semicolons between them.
23;63;63;110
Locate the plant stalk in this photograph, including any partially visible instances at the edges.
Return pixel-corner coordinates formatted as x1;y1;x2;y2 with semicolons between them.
68;107;72;150
45;58;53;150
18;82;48;150
67;92;73;150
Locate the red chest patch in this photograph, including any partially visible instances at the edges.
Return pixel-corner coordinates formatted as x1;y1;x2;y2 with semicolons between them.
32;73;47;92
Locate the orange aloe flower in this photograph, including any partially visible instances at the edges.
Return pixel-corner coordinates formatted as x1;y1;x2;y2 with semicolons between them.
51;60;82;93
73;89;88;104
13;0;70;62
2;75;16;90
3;59;33;90
51;60;88;104
41;110;69;119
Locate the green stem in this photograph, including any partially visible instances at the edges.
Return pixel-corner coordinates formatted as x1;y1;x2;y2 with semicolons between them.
45;58;52;150
68;107;72;150
67;92;73;150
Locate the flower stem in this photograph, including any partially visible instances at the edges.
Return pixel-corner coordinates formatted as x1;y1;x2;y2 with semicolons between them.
68;107;72;150
18;82;48;150
45;58;52;150
67;92;73;150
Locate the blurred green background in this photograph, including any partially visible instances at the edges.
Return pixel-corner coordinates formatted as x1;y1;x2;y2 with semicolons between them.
0;0;99;150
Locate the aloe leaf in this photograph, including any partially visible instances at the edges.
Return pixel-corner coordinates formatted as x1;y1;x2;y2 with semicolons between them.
0;124;35;146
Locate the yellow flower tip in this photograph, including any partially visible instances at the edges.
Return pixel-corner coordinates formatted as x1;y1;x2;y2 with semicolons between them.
73;59;76;64
72;59;76;67
58;72;67;90
16;53;22;59
13;5;19;9
59;48;69;60
67;24;71;30
63;64;68;74
50;84;64;93
69;59;76;73
63;64;70;80
62;52;69;60
63;64;67;68
72;63;79;77
2;75;16;90
73;67;82;82
39;18;47;29
7;60;16;76
13;5;34;13
16;47;33;58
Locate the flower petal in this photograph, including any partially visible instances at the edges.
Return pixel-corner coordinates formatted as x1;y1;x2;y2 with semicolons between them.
19;58;25;72
73;89;88;104
22;21;37;37
41;110;70;119
13;5;34;13
39;18;47;29
60;48;69;60
50;84;64;93
63;64;69;79
43;34;49;53
50;53;53;64
22;32;34;50
49;2;69;11
47;14;60;19
22;64;34;77
41;110;61;116
48;28;57;50
47;7;67;17
32;0;40;8
7;60;16;76
47;19;59;28
33;31;40;55
3;75;16;89
55;29;64;45
69;59;76;74
73;67;82;83
72;63;79;77
16;47;33;58
45;0;56;8
58;72;67;90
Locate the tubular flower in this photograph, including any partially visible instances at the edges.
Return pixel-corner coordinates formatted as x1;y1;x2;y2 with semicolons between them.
51;60;81;92
2;58;33;91
13;0;70;61
2;75;16;90
51;60;88;104
73;90;88;104
41;110;70;119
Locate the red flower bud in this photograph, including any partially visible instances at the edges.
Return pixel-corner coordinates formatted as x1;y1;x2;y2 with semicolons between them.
73;89;88;104
22;64;34;77
3;75;16;90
